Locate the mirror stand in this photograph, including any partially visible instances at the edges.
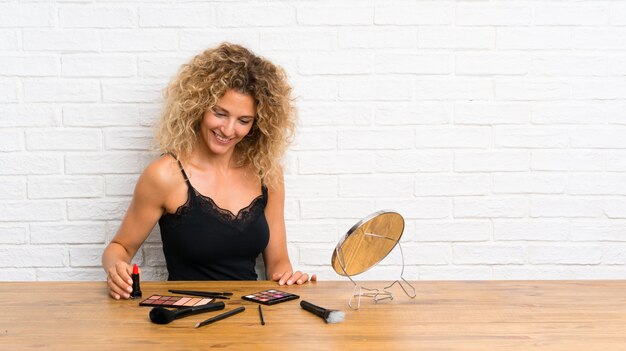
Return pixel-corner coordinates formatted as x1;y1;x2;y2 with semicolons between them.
336;236;416;310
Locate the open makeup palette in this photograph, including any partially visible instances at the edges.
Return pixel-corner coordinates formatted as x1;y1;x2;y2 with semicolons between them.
242;289;299;305
139;294;215;308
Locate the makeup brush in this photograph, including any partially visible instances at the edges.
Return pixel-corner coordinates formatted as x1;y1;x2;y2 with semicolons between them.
300;300;345;324
149;301;225;324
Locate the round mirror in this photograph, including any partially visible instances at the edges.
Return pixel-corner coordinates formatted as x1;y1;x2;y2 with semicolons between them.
331;210;405;277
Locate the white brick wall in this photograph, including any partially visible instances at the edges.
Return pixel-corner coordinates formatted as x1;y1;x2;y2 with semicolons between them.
2;0;626;282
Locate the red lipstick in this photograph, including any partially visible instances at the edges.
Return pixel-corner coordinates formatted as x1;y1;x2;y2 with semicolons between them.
130;264;142;299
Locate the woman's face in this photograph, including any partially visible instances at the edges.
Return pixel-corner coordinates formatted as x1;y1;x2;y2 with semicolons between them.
199;89;256;157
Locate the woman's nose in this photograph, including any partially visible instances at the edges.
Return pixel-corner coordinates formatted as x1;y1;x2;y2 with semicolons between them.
221;118;236;136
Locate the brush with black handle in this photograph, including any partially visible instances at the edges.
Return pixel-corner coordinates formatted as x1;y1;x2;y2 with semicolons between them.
149;301;225;324
300;300;345;324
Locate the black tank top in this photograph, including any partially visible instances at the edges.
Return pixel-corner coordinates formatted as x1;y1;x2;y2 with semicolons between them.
158;157;270;281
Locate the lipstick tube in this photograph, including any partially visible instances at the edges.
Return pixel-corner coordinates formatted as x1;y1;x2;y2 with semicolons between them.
130;263;142;299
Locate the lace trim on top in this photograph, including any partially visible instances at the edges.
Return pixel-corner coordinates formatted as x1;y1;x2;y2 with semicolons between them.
169;191;192;218
165;185;267;233
193;187;266;232
163;154;266;232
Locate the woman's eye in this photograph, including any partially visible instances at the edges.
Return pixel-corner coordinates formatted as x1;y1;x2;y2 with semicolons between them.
239;119;252;125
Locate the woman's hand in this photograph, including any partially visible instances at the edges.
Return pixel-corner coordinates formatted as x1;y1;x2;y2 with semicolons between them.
102;155;176;300
271;270;317;286
106;261;134;300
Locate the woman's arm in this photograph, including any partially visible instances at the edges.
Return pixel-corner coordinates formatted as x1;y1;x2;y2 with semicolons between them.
262;172;316;285
102;157;177;299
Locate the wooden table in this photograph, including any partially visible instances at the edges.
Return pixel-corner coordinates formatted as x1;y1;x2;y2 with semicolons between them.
1;280;626;350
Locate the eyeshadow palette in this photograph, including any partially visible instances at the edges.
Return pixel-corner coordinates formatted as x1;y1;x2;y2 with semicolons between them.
139;294;214;308
242;289;299;305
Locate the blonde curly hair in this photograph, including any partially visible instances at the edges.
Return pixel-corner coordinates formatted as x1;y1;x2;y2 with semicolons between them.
155;42;296;189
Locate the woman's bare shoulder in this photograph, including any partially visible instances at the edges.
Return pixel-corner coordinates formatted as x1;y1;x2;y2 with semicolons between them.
138;154;185;194
264;166;285;194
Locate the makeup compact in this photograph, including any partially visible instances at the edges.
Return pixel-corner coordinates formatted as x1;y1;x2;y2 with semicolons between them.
139;295;215;308
242;289;299;305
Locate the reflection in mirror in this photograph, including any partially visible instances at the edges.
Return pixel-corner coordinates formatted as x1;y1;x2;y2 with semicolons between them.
331;210;416;309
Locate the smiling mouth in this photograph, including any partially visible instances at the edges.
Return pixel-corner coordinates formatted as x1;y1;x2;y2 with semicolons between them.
213;131;232;144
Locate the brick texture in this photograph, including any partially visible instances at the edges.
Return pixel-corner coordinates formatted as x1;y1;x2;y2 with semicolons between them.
1;0;625;282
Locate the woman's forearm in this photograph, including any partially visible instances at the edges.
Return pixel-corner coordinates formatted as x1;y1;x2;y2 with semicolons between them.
102;241;132;272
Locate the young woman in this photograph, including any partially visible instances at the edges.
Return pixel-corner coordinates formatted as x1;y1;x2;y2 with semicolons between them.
102;43;315;300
